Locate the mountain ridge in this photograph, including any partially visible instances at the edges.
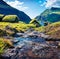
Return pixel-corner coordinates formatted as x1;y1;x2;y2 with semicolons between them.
35;7;60;25
0;0;31;23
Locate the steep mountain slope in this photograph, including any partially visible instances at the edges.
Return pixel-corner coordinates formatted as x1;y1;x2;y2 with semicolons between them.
0;0;31;23
35;7;60;24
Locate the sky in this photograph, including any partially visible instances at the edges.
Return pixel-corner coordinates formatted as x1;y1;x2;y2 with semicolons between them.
4;0;60;19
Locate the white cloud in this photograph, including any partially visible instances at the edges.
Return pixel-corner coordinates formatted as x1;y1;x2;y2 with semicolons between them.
46;0;57;8
40;2;46;6
4;0;28;11
40;0;60;8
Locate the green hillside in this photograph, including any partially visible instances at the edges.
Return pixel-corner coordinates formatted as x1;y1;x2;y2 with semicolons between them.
35;21;60;39
35;7;60;25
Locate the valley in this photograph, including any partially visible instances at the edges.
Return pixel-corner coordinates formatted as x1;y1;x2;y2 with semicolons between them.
0;0;60;59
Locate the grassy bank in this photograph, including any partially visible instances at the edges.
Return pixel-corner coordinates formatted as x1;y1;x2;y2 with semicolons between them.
0;38;13;54
35;21;60;39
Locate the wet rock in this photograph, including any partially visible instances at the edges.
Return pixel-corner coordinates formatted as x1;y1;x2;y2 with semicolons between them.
28;35;38;38
1;32;60;59
16;44;25;49
12;39;19;44
24;31;40;38
1;48;16;59
15;33;24;37
1;42;60;59
15;33;28;38
46;41;58;48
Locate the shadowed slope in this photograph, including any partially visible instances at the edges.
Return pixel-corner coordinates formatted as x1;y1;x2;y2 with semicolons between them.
0;0;31;23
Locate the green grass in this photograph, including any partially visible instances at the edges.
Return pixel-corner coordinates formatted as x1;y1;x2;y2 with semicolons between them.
34;26;45;32
0;39;5;54
0;21;60;36
35;21;60;39
0;38;13;54
0;22;36;33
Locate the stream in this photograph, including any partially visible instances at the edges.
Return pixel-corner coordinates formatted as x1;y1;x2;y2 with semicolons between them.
14;37;46;46
1;32;60;59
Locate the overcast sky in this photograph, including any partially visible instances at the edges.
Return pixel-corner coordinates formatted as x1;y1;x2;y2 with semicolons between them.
4;0;60;18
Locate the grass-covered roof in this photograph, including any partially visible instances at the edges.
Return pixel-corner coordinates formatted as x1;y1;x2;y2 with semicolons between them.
2;15;19;22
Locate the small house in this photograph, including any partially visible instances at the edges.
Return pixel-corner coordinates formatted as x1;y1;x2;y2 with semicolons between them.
2;15;19;23
30;19;41;27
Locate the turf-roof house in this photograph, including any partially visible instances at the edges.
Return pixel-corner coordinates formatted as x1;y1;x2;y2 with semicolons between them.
2;15;19;23
30;19;41;27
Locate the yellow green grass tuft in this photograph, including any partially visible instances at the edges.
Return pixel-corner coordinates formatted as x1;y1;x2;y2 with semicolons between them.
0;38;13;54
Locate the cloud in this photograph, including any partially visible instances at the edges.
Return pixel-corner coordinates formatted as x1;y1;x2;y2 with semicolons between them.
4;0;28;11
45;0;57;8
40;0;60;8
40;1;46;6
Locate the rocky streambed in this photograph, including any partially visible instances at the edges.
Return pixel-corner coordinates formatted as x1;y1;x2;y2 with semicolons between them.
0;31;60;59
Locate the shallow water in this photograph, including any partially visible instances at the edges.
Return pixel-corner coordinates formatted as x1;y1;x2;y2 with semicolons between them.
2;37;60;59
14;37;46;46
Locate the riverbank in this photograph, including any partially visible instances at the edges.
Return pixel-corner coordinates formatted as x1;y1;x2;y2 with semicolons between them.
0;31;60;59
0;22;60;59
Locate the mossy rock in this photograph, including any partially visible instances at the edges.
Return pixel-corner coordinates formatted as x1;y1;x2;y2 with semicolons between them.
0;14;4;21
2;15;19;23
